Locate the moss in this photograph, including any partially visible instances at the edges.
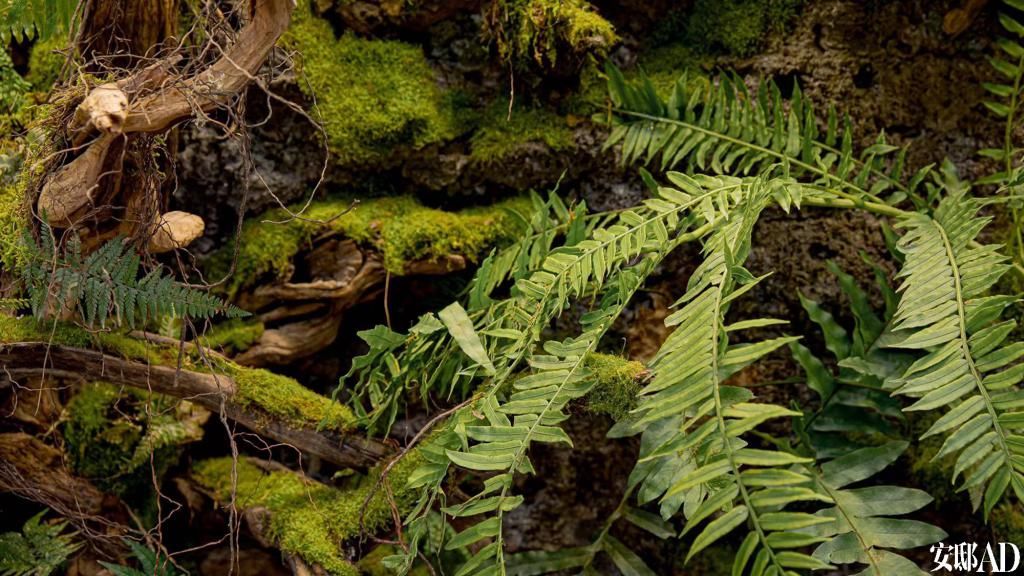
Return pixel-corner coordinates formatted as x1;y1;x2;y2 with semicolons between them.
205;195;532;298
193;449;425;576
0;315;356;432
62;382;193;507
26;36;65;92
633;43;710;100
227;364;354;432
281;6;465;165
488;0;617;68
470;101;574;165
679;0;803;57
991;502;1024;543
584;353;646;420
200;319;265;355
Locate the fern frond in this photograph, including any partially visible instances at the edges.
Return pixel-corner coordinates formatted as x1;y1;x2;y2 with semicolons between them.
346;175;735;433
790;262;909;458
801;441;947;576
604;63;929;206
0;510;80;576
611;179;840;576
885;188;1023;515
0;0;77;43
978;0;1024;185
21;228;246;330
443;231;685;574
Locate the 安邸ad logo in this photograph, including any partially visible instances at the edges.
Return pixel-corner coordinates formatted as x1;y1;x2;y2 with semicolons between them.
930;542;1021;573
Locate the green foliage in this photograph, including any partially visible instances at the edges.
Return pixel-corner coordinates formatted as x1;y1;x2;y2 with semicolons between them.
470;101;574;165
344;191;590;433
205;194;532;299
485;0;617;68
801;442;946;575
0;510;80;576
21;225;247;329
604;64;929;207
790;261;909;458
0;0;76;43
193;450;425;576
883;187;1024;518
681;0;803;57
99;540;187;576
282;5;465;165
980;0;1024;268
62;382;206;500
25;35;65;92
199;318;264;354
0;48;29;114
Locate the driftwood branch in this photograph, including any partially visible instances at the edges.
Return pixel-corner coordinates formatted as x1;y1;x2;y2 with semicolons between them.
0;342;390;469
124;0;295;134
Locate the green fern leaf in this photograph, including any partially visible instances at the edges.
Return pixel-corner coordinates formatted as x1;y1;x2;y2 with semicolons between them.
885;188;1023;515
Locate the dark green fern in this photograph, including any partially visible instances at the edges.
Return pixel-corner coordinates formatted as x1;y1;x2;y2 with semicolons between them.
21;226;247;330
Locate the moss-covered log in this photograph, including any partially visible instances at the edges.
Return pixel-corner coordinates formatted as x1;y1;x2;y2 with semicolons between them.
0;318;392;469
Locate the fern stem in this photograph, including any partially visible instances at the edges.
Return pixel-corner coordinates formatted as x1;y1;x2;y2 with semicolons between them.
708;274;787;575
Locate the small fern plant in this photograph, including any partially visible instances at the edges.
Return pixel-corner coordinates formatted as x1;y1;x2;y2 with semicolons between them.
0;510;80;576
21;224;247;329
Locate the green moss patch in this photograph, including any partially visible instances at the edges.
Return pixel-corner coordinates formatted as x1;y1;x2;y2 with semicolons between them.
205;195;532;298
488;0;617;68
585;353;646;420
281;6;465;165
200;319;265;355
63;382;206;509
26;36;66;92
193;450;424;576
651;0;803;59
470;101;574;165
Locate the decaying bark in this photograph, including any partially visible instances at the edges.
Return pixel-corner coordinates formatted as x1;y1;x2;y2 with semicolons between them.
0;342;391;469
236;236;466;367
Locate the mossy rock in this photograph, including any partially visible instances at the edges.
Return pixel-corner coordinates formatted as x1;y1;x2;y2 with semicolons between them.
488;0;617;69
204;194;533;299
193;449;425;576
470;100;575;165
281;6;467;165
651;0;803;58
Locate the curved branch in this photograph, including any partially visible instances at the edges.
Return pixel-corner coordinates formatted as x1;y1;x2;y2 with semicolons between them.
0;342;391;469
123;0;296;134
